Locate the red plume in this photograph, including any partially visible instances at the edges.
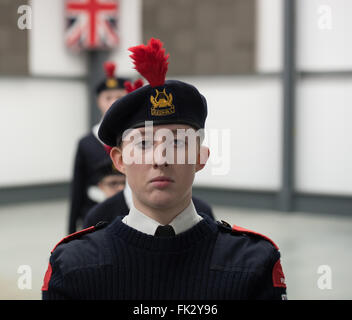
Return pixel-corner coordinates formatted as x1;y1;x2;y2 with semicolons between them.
128;38;169;87
124;78;144;93
133;78;144;90
124;81;133;93
103;61;116;78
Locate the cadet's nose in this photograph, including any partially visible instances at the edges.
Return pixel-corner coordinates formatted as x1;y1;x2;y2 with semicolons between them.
152;143;168;168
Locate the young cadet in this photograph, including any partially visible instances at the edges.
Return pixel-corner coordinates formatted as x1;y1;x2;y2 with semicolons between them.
68;62;131;234
82;84;215;228
42;38;287;300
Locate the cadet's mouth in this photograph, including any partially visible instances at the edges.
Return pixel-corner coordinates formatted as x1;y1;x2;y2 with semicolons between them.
149;176;174;188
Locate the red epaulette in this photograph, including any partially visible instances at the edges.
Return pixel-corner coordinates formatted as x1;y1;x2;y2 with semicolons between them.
42;222;108;291
231;224;279;250
50;221;107;253
50;226;95;253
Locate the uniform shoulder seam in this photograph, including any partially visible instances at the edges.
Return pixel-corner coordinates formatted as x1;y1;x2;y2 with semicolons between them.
51;222;108;253
231;224;279;250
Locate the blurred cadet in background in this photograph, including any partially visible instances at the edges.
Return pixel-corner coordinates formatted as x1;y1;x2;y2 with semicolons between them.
87;156;126;204
68;62;130;234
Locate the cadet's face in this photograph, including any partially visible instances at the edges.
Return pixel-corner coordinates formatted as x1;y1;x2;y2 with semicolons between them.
111;124;208;211
97;89;127;115
98;174;126;198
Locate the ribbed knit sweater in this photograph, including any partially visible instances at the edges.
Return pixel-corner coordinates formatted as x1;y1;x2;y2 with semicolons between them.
42;215;286;300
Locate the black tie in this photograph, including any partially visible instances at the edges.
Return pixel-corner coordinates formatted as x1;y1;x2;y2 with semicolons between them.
154;225;176;237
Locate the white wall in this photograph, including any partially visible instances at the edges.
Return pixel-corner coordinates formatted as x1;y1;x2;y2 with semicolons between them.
0;0;90;188
108;0;142;77
256;0;283;73
294;0;352;196
256;0;352;196
29;0;87;77
297;0;352;71
257;0;352;72
0;79;88;187
295;78;352;195
180;76;283;191
0;0;142;188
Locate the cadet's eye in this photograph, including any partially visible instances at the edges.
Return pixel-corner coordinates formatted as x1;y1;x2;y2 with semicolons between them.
173;139;185;148
135;140;153;150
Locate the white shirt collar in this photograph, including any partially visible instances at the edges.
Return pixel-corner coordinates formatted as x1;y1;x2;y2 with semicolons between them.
122;201;203;236
123;181;133;209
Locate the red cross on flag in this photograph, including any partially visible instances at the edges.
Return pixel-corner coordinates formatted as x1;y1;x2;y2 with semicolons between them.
65;0;119;51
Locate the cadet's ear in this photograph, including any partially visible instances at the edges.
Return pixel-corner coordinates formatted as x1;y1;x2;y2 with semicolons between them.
196;146;210;172
110;147;126;174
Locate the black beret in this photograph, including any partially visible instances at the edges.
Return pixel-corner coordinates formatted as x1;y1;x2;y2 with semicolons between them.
98;38;208;147
98;80;207;147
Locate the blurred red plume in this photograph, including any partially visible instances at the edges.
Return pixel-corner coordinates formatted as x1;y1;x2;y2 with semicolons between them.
124;78;144;93
103;61;116;78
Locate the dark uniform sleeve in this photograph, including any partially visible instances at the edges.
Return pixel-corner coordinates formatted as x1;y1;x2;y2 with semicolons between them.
216;221;287;300
42;224;108;300
68;142;87;234
42;238;84;300
42;250;73;300
250;249;287;300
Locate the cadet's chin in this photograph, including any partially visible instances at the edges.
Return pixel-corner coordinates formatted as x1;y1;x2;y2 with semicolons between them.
147;190;178;209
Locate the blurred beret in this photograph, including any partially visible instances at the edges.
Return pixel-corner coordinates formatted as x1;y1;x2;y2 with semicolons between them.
90;158;123;186
95;61;130;95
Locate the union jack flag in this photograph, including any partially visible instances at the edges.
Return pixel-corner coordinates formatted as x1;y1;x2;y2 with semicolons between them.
65;0;119;50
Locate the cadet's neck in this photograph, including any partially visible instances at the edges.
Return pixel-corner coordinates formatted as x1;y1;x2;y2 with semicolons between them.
132;194;192;225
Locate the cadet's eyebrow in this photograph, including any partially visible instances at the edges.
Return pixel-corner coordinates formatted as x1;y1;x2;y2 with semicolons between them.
138;129;180;136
